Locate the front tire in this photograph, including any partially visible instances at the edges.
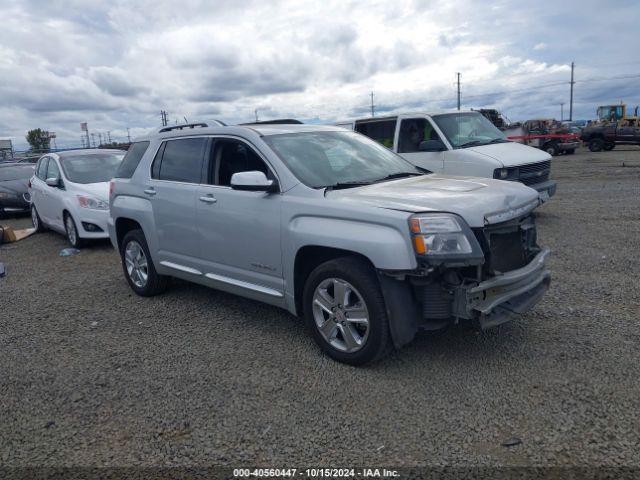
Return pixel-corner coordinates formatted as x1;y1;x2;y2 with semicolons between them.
64;212;84;248
120;229;169;296
31;205;45;232
303;257;392;365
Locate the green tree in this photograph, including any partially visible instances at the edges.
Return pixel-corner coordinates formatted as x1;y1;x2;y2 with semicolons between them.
25;128;50;153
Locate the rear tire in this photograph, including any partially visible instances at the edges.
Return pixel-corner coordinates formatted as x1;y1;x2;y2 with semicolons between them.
120;229;169;297
544;143;559;156
303;256;392;365
588;138;604;152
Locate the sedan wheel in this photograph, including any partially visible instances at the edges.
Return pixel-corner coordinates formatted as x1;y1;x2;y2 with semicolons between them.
64;213;85;248
31;205;44;232
312;277;370;353
124;240;149;288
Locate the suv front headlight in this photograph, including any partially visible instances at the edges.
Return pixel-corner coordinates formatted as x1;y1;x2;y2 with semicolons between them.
409;213;484;263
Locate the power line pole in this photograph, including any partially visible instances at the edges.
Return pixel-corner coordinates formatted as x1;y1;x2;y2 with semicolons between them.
370;91;375;117
560;102;564;121
160;110;168;126
255;109;259;122
107;131;112;143
127;128;131;143
569;61;575;121
98;133;103;146
90;133;96;148
81;136;85;148
456;72;461;110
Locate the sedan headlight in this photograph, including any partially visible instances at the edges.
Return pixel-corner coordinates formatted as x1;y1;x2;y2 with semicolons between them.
0;192;14;199
409;213;484;263
77;195;108;210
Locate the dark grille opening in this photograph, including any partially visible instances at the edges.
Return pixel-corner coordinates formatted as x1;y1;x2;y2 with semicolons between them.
489;231;526;272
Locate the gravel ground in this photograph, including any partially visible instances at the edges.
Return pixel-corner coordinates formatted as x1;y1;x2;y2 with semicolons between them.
1;147;639;468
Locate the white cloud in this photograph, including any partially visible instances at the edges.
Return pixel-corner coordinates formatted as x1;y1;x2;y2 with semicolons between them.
0;0;638;148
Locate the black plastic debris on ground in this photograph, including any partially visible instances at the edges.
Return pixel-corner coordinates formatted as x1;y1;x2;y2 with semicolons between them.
501;437;523;447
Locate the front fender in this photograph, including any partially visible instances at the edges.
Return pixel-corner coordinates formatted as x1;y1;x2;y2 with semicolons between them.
282;214;416;314
288;215;416;270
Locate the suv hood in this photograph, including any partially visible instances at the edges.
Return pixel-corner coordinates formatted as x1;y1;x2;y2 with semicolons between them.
466;141;551;167
327;174;540;227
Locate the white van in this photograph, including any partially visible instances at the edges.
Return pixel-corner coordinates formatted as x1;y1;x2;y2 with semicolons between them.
336;111;556;201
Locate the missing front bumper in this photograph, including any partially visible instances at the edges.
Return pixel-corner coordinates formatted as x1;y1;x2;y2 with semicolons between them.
452;248;551;328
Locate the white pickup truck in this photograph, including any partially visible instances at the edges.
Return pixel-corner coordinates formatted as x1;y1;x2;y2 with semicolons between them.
336;110;557;202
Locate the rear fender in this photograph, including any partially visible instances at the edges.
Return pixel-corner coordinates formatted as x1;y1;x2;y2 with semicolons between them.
112;195;157;253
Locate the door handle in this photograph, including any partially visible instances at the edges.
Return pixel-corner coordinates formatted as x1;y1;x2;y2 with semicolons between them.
199;195;217;204
144;187;156;196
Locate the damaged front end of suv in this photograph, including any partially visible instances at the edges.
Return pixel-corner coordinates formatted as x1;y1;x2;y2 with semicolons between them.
378;199;550;347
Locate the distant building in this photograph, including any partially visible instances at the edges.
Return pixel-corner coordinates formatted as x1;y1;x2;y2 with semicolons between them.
0;139;13;161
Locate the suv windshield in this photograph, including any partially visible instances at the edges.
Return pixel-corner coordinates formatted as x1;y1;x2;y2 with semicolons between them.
432;112;507;149
60;153;125;184
264;131;421;188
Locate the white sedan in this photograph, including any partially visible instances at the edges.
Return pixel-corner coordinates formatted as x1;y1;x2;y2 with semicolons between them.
29;149;125;247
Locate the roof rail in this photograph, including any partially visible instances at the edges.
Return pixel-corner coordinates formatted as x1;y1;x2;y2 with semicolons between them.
159;122;208;133
239;119;303;125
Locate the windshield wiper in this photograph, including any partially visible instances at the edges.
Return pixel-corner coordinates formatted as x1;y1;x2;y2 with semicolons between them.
324;180;373;191
485;138;510;144
372;172;424;183
456;140;484;148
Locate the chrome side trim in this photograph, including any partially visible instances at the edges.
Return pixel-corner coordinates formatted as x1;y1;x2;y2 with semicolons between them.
204;272;283;298
159;261;202;275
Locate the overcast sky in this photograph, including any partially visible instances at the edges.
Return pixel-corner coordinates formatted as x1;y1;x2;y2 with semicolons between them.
1;0;639;149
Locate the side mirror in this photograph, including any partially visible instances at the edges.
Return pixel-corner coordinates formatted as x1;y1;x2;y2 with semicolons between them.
419;139;446;152
230;171;278;192
45;177;60;187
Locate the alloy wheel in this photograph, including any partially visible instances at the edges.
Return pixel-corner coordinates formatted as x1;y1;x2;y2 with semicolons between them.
31;207;39;229
312;277;370;353
124;240;149;288
65;215;77;245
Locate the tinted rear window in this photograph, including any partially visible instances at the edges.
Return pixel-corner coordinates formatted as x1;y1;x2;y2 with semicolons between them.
115;142;149;178
156;138;206;183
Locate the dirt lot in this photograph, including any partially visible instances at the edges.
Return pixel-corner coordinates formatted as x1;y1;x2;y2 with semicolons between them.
1;147;639;468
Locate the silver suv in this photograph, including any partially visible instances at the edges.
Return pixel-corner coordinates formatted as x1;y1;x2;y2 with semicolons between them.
109;122;550;365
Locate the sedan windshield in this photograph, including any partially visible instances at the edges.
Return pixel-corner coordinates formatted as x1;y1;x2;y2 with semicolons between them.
264;131;421;188
60;153;124;184
432;112;508;149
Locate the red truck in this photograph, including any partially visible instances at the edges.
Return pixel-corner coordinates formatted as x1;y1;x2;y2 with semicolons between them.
502;119;581;156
